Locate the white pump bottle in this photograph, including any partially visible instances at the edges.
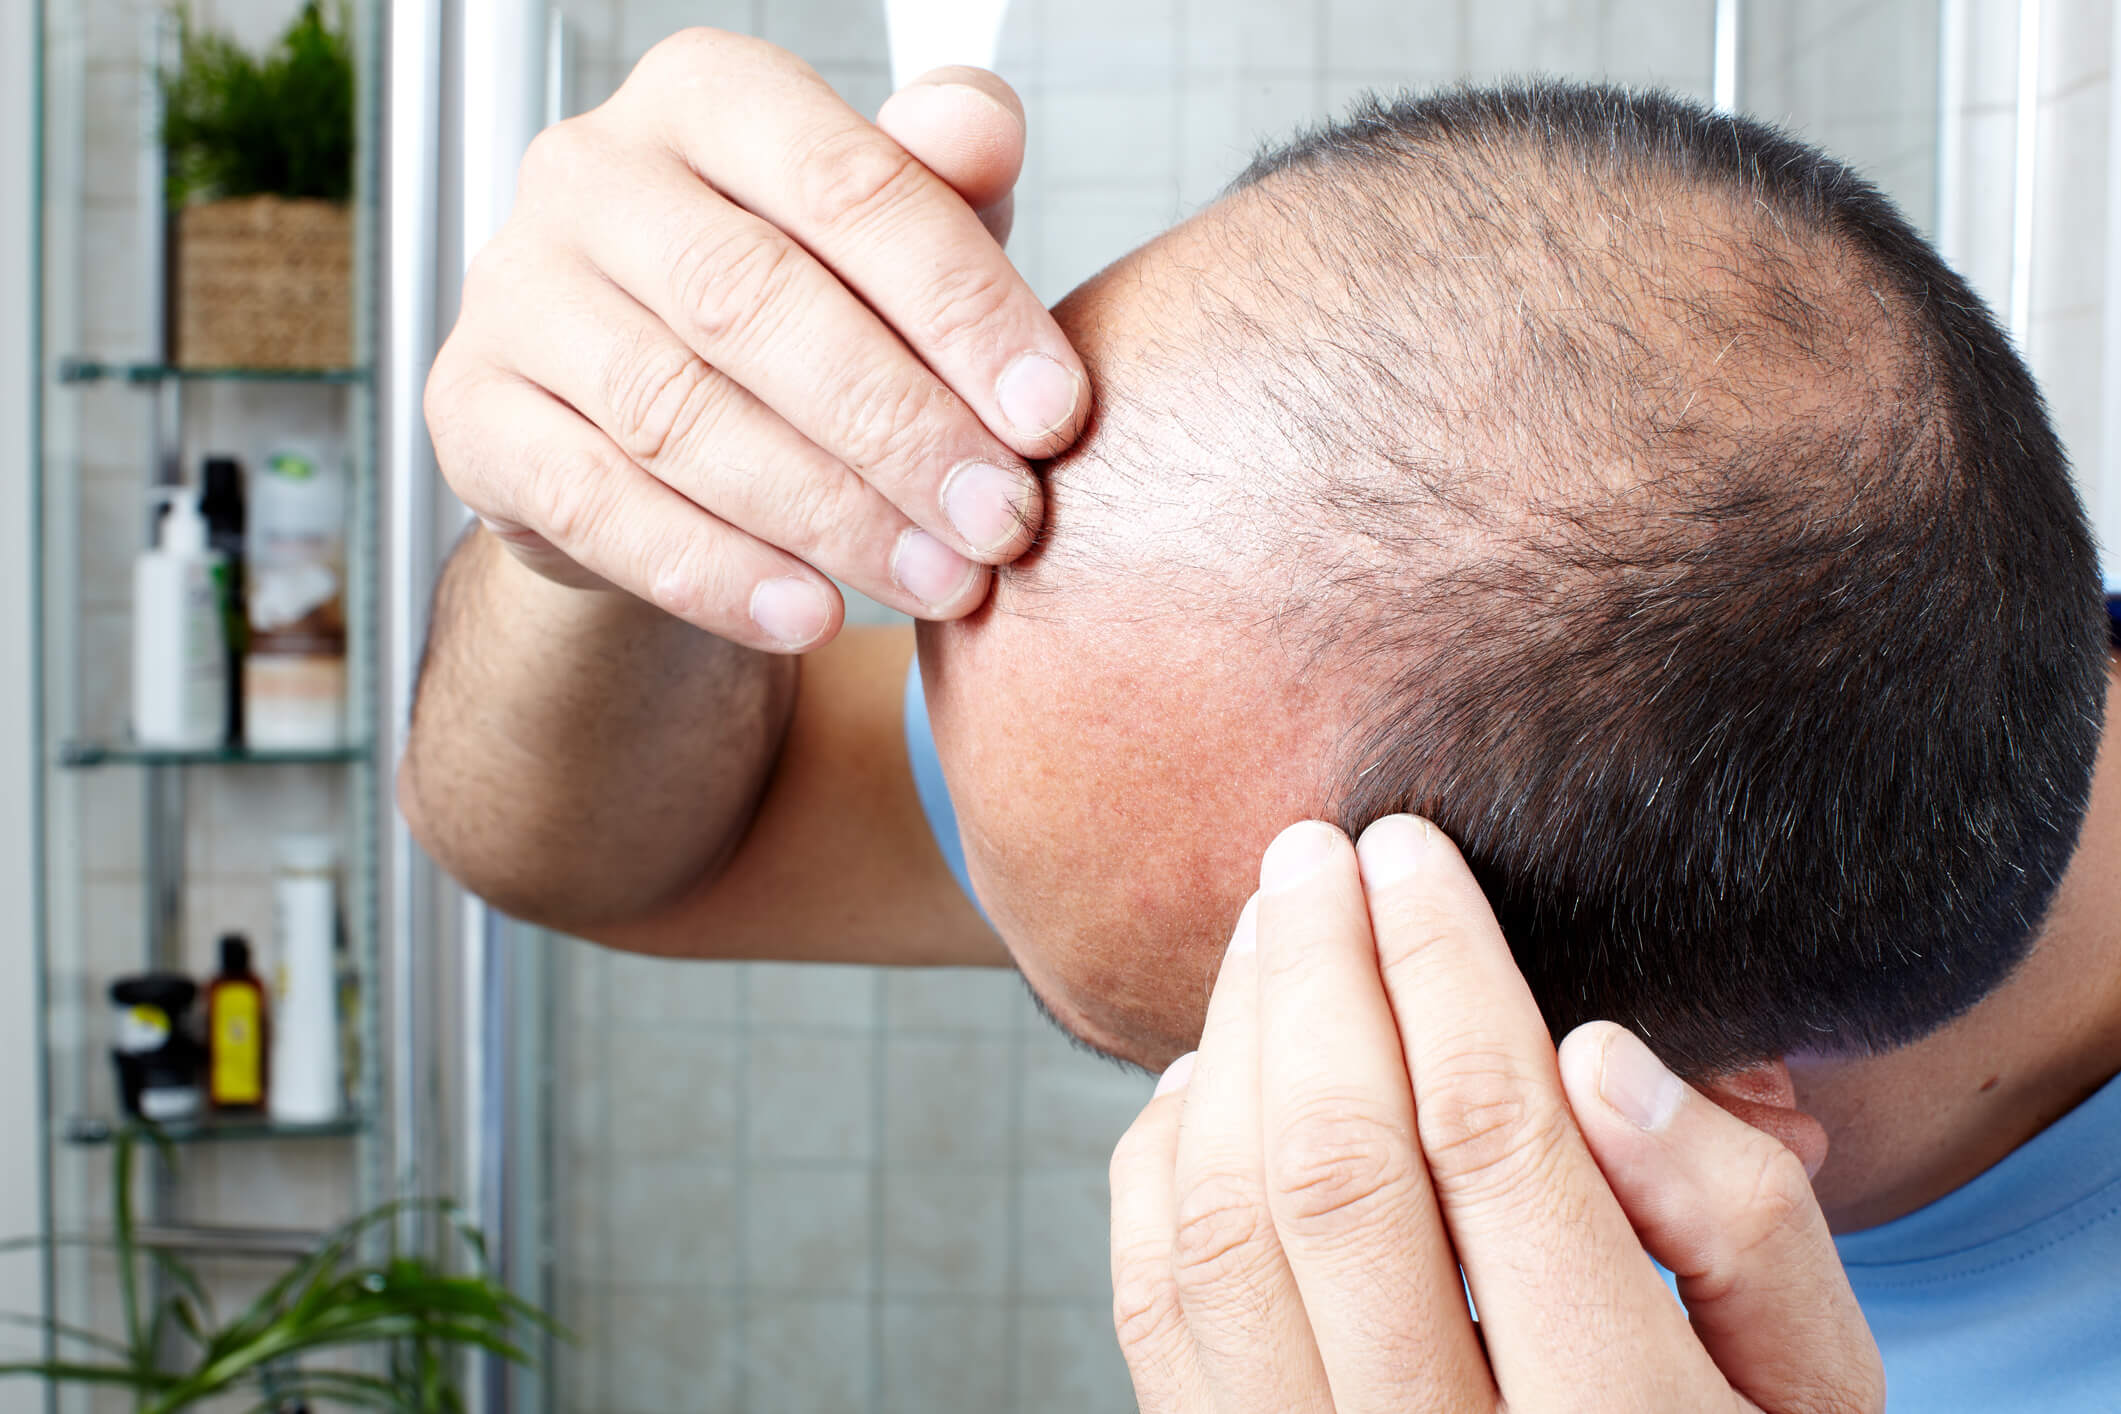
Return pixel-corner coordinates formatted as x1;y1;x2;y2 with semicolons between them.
132;488;231;750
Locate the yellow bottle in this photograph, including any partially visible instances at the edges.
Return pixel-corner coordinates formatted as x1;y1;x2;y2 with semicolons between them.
206;934;267;1110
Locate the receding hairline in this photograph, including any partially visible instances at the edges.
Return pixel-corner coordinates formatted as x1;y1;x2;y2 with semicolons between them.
995;80;2106;1076
1006;89;1941;625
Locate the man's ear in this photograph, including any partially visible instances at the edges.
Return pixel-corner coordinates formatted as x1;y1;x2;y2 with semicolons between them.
1697;1059;1830;1180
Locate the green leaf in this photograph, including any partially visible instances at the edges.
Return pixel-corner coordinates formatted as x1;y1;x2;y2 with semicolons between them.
111;1132;148;1368
16;1172;554;1412
229;1368;407;1414
0;1359;179;1390
163;0;355;205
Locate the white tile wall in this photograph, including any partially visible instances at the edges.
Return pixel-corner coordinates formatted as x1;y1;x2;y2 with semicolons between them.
747;1298;874;1409
879;1301;1011;1412
882;1034;1015;1160
746;1165;876;1293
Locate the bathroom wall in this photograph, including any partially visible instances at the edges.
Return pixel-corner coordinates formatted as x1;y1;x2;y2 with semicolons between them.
540;3;1725;1412
2021;0;2115;556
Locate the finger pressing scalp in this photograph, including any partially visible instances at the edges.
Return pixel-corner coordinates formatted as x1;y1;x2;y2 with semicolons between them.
1250;819;1494;1411
1354;814;1715;1406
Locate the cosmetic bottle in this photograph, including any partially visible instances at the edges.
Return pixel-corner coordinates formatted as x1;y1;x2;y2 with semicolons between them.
245;444;346;748
199;456;247;742
132;488;231;749
335;920;361;1109
269;835;343;1124
110;974;203;1122
205;935;268;1112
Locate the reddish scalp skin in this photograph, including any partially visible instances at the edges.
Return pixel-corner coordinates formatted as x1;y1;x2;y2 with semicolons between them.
919;577;1347;1067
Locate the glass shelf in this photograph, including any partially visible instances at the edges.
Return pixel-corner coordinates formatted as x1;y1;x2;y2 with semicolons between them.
60;740;372;768
55;357;372;386
63;1112;368;1146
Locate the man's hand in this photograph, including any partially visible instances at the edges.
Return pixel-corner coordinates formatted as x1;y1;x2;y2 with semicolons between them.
425;33;1085;650
1109;816;1885;1414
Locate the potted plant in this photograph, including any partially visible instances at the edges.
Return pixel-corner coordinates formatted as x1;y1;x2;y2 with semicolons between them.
163;2;356;369
0;1133;556;1412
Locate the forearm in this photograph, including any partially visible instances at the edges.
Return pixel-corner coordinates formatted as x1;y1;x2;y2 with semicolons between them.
398;525;796;931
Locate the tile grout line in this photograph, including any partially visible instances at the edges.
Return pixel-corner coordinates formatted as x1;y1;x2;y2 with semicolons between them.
733;961;754;1414
1313;0;1330;117
869;967;889;1414
596;952;615;1413
1003;993;1032;1411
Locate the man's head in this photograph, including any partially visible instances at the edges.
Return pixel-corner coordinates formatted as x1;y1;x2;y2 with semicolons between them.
918;82;2110;1078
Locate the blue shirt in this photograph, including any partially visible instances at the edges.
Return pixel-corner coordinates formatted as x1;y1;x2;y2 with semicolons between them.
1837;1071;2121;1412
904;659;978;908
904;653;2121;1411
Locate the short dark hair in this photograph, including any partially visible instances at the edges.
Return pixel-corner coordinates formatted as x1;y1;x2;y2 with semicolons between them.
1216;83;2110;1077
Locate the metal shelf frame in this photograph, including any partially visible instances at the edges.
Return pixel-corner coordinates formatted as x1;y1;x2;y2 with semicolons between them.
28;3;391;1408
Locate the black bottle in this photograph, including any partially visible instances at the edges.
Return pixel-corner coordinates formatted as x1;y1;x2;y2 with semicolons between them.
200;456;246;743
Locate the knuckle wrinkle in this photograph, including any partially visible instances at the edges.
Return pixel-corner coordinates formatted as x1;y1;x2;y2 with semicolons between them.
1268;1106;1416;1234
1718;1143;1815;1277
529;452;612;550
603;336;718;465
832;366;943;478
1170;1175;1273;1291
796;126;925;234
673;227;801;350
915;264;1016;352
1109;1258;1185;1356
1417;1053;1571;1199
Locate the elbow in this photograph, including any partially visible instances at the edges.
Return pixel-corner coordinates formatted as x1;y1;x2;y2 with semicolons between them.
395;744;585;931
394;742;709;936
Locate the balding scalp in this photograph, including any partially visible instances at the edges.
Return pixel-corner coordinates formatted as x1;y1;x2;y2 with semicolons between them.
1043;83;2109;1077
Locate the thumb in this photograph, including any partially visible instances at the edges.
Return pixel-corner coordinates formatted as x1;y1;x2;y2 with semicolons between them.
875;66;1025;244
1558;1022;1886;1414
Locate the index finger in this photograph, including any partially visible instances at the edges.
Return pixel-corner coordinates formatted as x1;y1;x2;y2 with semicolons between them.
640;33;1087;459
1252;822;1493;1413
1352;815;1717;1408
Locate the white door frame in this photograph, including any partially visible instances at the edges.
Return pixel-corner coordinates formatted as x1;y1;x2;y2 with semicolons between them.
0;0;50;1350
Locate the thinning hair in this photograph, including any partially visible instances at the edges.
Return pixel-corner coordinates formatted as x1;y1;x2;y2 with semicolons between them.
1054;82;2110;1077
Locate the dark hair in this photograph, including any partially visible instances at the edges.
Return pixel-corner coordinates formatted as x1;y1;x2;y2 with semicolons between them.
1220;83;2109;1077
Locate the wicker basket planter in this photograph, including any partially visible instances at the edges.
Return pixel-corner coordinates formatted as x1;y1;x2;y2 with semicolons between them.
172;195;353;369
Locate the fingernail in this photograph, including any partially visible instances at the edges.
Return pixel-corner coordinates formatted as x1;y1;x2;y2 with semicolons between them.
1225;895;1259;957
1600;1028;1685;1133
1356;814;1436;890
941;460;1034;554
892;527;978;610
1259;820;1340;893
1153;1052;1197;1098
750;576;832;649
996;352;1081;439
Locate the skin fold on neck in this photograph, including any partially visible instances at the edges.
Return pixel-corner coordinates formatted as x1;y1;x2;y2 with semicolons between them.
1775;657;2121;1234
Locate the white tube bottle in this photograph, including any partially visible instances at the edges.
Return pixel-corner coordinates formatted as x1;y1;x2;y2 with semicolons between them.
268;834;343;1124
132;489;230;749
